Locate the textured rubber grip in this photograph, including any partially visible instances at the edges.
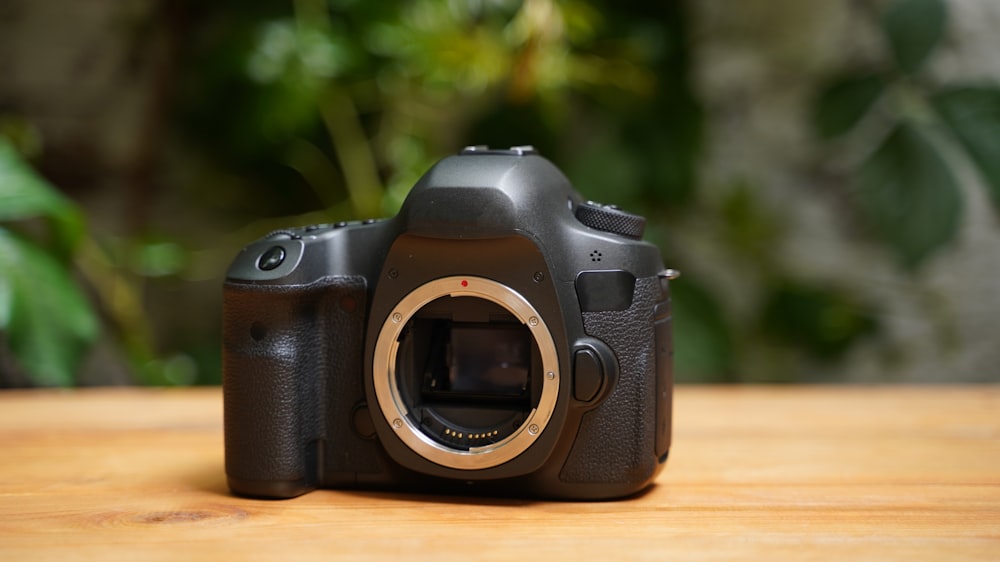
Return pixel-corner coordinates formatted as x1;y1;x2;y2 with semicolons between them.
222;276;366;497
559;276;662;484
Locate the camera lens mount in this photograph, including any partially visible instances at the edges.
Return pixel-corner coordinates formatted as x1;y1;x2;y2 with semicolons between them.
372;276;560;470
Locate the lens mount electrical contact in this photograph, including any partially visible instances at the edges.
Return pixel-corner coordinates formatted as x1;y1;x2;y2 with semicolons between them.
372;276;560;470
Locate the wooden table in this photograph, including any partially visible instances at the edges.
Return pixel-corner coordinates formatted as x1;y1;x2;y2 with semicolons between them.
0;386;997;560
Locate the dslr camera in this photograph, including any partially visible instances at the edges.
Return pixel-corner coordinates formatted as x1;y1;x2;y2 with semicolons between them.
223;146;674;500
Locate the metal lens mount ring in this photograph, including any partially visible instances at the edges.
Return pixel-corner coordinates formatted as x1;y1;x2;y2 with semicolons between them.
372;276;560;470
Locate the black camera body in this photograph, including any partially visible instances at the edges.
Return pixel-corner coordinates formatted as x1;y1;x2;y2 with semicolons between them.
223;146;674;500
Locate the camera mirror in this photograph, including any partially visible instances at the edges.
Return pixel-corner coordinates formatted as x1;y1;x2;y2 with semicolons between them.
421;322;530;400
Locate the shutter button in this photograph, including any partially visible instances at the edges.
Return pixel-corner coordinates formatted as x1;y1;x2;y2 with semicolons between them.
257;246;287;271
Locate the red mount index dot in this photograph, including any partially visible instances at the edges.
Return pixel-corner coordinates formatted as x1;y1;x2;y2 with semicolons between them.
461;280;469;287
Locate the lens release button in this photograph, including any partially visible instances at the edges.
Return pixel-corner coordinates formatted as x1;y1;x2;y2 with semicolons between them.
573;349;604;402
257;245;287;271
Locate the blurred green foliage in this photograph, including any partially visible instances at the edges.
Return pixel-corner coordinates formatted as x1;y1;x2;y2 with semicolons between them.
0;138;97;385
0;137;191;386
814;0;1000;270
177;0;699;225
2;0;996;386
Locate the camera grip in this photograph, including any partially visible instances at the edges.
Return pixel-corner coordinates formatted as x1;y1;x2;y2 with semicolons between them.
560;276;664;486
223;277;366;498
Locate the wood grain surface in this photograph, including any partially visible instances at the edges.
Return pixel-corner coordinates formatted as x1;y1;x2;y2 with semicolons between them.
0;386;997;561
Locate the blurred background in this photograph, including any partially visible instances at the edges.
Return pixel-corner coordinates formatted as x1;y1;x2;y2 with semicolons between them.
1;0;999;387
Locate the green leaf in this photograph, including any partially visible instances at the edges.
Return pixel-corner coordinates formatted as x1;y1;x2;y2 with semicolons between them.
813;73;885;139
932;86;1000;210
0;138;85;255
857;122;962;270
882;0;947;75
0;228;99;386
